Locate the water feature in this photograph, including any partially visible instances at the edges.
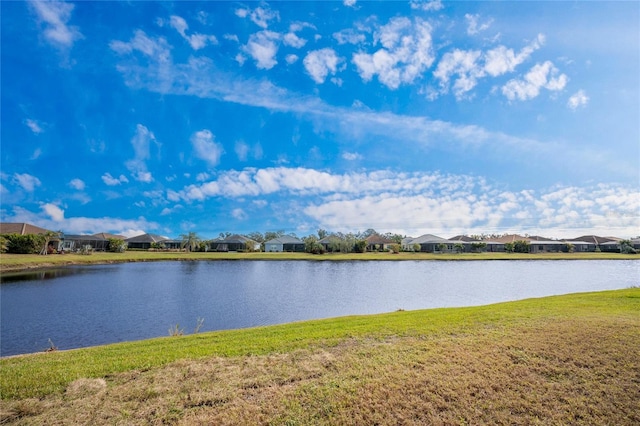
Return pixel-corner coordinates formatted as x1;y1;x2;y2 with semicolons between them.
1;260;637;356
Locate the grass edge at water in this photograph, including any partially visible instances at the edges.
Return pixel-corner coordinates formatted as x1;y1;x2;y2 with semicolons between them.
1;288;639;400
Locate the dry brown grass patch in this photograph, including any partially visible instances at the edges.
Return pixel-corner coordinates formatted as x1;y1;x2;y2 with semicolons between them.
2;316;638;425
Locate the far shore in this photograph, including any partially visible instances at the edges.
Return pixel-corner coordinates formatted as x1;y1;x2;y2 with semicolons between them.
1;251;637;274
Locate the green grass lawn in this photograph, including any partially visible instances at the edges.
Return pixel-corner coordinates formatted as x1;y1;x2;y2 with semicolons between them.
1;250;636;273
1;288;638;424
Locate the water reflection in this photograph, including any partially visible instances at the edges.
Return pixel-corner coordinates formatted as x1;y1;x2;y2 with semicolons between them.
0;268;88;283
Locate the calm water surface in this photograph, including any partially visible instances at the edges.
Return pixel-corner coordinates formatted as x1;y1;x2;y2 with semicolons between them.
1;260;638;356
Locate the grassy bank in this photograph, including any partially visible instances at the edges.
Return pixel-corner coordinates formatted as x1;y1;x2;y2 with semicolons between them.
1;251;636;273
1;289;639;424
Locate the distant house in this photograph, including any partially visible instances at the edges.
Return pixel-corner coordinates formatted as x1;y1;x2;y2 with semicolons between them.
210;235;260;252
61;232;126;252
404;234;452;253
125;233;169;250
528;240;566;253
565;235;621;252
0;222;61;251
599;240;623;253
483;241;505;252
162;239;183;250
632;238;640;250
364;234;394;252
264;235;305;252
319;235;345;252
563;240;596;252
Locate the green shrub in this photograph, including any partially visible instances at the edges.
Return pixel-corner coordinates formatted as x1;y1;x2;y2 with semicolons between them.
2;233;45;254
108;238;127;253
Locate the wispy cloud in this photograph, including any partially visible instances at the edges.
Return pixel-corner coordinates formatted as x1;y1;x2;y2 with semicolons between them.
567;89;589;110
465;13;493;35
235;5;280;29
29;0;83;49
13;173;41;192
101;173;129;186
108;30;631;180
126;124;156;183
191;130;224;167
168;15;217;50
24;118;43;134
410;0;444;12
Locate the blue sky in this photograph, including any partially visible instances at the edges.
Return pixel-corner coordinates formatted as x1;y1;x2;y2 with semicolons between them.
1;0;638;239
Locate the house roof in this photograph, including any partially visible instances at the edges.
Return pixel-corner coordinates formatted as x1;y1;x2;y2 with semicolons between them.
319;235;344;244
64;234;107;241
125;233;168;243
265;235;303;244
0;222;54;235
215;234;258;244
448;235;476;242
565;235;618;245
364;235;393;244
408;234;449;244
490;234;530;243
93;232;126;240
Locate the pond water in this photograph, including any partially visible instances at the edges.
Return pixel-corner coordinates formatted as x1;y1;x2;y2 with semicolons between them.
1;260;638;356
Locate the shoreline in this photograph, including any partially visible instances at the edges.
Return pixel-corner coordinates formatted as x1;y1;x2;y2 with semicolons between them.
1;251;637;273
1;288;638;425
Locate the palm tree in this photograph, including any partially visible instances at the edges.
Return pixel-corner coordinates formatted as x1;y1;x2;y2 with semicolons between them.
180;232;201;252
40;230;61;255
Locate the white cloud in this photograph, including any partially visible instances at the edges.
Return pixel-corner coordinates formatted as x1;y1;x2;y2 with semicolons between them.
303;48;342;84
171;166;639;237
126;124;156;182
235;140;250;161
353;17;434;89
236;5;279;29
231;208;248;220
110;30;172;74
567;90;589;110
224;34;239;43
410;0;444;12
333;29;366;45
69;178;85;191
191;129;224;167
109;36;632;181
283;32;306;48
433;34;544;99
101;173;129;186
343;0;357;7
502;61;568;101
25;119;43;134
30;148;42;160
169;15;217;50
433;49;483;99
42;203;64;221
243;30;281;69
28;0;83;48
13;173;41;192
160;205;183;216
285;54;299;64
465;13;492;35
342;152;362;161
